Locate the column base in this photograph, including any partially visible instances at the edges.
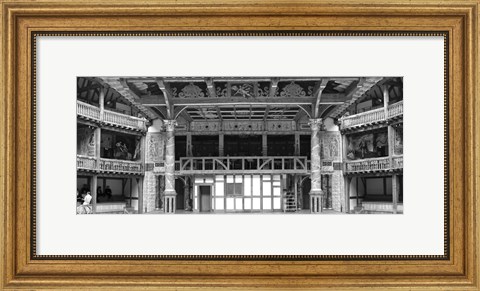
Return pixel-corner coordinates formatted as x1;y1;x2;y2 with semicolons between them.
309;189;324;214
163;190;177;214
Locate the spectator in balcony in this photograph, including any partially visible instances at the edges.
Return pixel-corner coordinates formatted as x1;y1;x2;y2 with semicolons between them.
114;141;132;160
104;186;112;200
76;191;92;214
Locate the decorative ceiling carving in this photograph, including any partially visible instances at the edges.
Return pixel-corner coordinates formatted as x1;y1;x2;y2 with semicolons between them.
174;83;206;98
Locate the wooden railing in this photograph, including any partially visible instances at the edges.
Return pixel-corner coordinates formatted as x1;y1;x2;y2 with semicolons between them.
388;101;403;118
77;101;100;120
177;156;309;174
340;100;403;130
103;110;147;131
99;158;143;173
345;156;403;173
77;155;143;174
77;100;147;131
77;155;97;170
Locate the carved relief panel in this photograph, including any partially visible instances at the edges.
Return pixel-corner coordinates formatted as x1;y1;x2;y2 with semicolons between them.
321;132;341;161
146;132;165;163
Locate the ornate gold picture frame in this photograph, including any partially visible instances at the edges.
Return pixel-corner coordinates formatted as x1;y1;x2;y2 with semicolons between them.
1;0;478;289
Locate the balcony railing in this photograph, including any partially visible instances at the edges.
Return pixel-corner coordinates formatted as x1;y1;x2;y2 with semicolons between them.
99;158;143;173
340;100;403;130
177;156;309;174
388;101;403;118
77;100;147;131
77;101;101;120
345;156;403;173
77;155;97;171
103;110;147;131
77;155;143;174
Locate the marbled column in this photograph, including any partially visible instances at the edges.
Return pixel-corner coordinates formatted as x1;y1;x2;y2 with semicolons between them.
163;120;177;213
309;118;323;213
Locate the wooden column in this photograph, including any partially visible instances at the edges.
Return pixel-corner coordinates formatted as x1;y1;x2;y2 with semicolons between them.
164;120;177;213
388;126;395;167
90;175;98;214
99;87;105;121
294;132;300;156
309;118;323;213
186;132;192;157
262;133;268;156
344;176;351;213
382;84;389;118
219;133;224;156
95;126;101;166
392;174;398;214
137;177;144;214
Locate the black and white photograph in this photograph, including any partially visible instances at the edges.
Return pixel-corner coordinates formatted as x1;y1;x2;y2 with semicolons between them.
76;76;404;215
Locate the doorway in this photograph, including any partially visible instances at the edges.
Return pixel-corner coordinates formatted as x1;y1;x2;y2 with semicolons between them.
301;177;311;210
199;185;211;212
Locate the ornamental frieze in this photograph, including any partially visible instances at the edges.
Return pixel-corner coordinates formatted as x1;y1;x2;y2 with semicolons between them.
173;82;206;98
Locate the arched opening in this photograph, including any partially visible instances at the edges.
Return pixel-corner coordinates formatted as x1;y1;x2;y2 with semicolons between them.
301;177;311;210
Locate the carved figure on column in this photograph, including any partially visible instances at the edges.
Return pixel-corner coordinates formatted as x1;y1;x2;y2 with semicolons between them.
163;120;177;213
309;118;324;213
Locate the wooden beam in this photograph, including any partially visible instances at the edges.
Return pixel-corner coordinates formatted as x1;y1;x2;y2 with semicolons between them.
329;77;384;119
174;106;193;122
138;96;343;106
100;77;159;120
313;78;329;118
156;78;173;119
127;77;359;83
77;84;103;94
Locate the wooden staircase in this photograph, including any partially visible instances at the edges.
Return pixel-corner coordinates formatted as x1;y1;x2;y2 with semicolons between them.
284;192;297;212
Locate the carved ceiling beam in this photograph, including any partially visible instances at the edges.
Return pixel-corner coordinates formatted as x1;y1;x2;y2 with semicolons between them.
156;78;174;119
100;77;159;120
329;77;384;119
127;77;360;84
294;104;312;122
174;106;193;122
138;96;330;106
313;78;330;118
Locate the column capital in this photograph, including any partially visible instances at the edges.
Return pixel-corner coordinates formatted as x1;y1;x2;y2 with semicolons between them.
163;120;177;132
308;118;323;131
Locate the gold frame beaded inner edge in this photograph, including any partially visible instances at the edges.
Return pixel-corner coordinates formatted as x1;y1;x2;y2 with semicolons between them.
31;31;449;260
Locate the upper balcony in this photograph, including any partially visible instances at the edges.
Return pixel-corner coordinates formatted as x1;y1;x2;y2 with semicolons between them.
77;100;148;132
77;155;143;175
339;100;403;131
345;156;403;174
174;156;310;175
